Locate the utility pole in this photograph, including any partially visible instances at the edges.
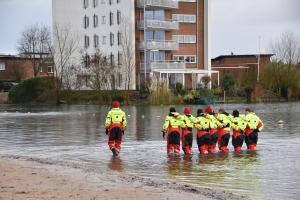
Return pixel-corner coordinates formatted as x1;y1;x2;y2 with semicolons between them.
143;0;147;82
257;35;261;82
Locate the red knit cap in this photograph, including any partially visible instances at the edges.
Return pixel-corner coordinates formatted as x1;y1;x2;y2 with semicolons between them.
183;107;191;115
112;101;120;108
205;105;213;113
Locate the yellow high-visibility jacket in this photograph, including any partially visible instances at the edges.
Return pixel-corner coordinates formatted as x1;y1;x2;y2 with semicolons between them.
105;108;127;128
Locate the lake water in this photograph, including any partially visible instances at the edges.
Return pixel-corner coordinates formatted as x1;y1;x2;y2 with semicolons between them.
0;103;299;200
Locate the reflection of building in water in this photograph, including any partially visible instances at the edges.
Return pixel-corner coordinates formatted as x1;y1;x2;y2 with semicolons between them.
123;106;138;140
130;106;169;141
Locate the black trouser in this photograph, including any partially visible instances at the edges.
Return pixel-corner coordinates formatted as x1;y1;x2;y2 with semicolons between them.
109;126;123;141
168;131;180;145
245;132;258;146
197;132;210;147
210;132;218;145
232;134;245;148
220;134;230;147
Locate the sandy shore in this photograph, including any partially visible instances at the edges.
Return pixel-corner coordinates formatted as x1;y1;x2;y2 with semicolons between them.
0;156;245;200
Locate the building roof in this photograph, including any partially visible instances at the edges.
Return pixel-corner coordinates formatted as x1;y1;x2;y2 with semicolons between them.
0;54;50;60
212;54;275;61
0;54;29;59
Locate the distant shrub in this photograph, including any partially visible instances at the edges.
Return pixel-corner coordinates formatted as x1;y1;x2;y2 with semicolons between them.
8;77;56;104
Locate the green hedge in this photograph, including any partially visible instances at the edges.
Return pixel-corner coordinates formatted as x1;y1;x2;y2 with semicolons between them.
61;90;129;105
8;77;56;104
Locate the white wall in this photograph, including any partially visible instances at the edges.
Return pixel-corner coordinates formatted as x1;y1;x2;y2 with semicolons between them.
52;0;136;90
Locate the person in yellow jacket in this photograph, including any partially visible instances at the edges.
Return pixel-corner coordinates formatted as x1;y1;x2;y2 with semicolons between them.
180;107;196;155
216;108;231;152
194;109;211;154
204;105;223;153
243;108;264;150
162;107;184;155
105;101;127;156
229;110;247;152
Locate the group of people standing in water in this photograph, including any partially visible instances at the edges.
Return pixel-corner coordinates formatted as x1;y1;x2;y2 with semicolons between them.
162;105;264;155
104;101;263;156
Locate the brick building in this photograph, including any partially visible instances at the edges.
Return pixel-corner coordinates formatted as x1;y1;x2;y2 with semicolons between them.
211;54;274;87
0;55;54;82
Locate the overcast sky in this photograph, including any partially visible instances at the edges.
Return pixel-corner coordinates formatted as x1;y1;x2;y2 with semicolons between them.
0;0;299;57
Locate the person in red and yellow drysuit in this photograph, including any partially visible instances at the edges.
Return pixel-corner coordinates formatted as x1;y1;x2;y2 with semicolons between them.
180;107;196;155
243;108;264;150
162;107;184;155
105;101;127;156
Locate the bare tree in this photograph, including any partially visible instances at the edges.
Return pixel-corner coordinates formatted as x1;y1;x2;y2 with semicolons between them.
51;23;80;104
269;31;300;100
271;31;300;65
80;49;116;91
17;24;51;77
8;61;24;82
119;18;135;90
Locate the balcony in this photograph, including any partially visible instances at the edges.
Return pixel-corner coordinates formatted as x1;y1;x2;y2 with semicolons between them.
140;61;185;72
139;40;179;51
136;0;178;9
137;20;179;31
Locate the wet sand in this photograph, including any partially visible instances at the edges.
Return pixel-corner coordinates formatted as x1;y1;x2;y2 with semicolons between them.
0;156;245;200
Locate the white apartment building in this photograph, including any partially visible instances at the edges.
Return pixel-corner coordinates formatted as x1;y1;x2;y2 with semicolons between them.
53;0;136;90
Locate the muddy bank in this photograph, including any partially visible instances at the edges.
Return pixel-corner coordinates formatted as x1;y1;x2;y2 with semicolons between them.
0;155;245;200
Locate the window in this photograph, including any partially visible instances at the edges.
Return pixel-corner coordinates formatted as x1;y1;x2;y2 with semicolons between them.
145;31;165;40
84;54;90;68
93;0;98;7
118;73;122;88
0;63;5;70
94;34;99;48
83;0;89;8
145;10;164;20
173;55;196;63
84;15;89;29
118;51;122;65
117;32;121;45
39;66;43;73
110;53;115;66
47;66;54;73
93;14;98;27
109;0;113;5
178;0;196;2
117;0;120;3
172;14;196;23
84;35;90;48
117;10;121;25
109;12;114;26
110;32;114;46
102;36;107;45
102;16;106;24
172;35;196;43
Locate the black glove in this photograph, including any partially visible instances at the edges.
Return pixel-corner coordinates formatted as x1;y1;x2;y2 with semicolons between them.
254;128;260;132
162;131;166;139
105;129;108;135
205;128;209;131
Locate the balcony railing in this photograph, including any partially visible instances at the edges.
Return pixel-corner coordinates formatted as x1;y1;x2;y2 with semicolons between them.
137;0;178;9
140;61;185;72
137;20;179;31
139;40;179;51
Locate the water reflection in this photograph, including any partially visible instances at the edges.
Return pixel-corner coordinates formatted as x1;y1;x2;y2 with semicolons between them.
0;103;300;199
107;156;124;172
